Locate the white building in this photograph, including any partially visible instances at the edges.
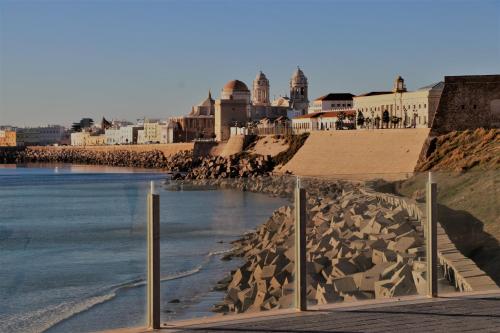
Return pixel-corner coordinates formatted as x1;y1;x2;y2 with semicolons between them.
105;125;143;145
16;125;66;146
353;76;444;128
292;110;356;133
309;93;354;113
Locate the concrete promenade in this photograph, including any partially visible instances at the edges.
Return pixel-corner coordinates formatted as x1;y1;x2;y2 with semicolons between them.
100;292;500;333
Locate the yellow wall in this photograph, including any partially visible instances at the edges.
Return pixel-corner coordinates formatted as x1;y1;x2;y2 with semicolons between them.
0;131;16;147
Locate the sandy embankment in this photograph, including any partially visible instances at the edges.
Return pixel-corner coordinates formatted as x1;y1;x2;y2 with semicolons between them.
281;129;430;180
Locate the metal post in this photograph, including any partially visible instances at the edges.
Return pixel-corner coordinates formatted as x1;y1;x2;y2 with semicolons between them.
147;181;161;329
426;172;438;297
294;177;307;311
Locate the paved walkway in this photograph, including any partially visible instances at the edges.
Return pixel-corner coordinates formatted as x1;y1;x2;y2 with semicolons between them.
99;293;500;333
166;293;500;333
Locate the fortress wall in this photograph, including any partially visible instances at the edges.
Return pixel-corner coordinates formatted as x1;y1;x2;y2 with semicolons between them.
431;75;500;134
281;129;430;179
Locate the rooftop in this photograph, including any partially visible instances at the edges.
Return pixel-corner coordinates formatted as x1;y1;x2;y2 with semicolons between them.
314;93;355;101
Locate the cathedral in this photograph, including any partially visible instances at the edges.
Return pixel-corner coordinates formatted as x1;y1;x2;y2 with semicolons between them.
215;67;309;141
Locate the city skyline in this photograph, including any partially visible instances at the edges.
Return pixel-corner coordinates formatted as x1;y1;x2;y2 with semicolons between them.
1;0;499;127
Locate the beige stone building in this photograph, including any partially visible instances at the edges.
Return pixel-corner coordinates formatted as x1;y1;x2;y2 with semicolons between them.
167;92;216;142
215;80;250;141
70;131;106;146
353;76;443;128
142;120;163;143
289;67;309;114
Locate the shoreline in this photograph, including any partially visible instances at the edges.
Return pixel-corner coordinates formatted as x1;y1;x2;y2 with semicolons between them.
1;162;166;174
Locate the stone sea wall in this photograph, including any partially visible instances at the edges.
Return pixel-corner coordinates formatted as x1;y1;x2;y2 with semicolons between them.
13;148;276;178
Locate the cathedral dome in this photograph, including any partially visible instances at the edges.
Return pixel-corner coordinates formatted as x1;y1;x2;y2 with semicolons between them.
223;80;249;92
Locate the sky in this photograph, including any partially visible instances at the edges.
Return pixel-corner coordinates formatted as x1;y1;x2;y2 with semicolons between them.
0;0;499;127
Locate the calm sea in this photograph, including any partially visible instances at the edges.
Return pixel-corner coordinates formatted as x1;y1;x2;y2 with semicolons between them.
0;164;287;333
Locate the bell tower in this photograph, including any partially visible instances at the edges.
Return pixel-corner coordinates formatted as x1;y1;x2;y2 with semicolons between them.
290;66;309;114
392;75;407;93
252;71;270;106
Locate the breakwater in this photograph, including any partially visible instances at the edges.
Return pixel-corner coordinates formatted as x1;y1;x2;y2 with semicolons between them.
177;177;428;313
215;178;427;312
12;147;276;178
0;147;24;164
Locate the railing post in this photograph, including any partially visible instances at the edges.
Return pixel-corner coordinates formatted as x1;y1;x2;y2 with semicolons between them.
294;177;307;311
147;181;161;329
426;172;438;297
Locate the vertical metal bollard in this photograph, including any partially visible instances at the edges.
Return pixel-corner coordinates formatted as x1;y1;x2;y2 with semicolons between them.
294;177;307;311
147;181;161;329
426;172;438;297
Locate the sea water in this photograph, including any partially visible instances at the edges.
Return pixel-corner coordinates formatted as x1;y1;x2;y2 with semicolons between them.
0;165;288;333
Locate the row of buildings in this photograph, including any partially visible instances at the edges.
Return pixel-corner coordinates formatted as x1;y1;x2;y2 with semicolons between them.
0;125;68;147
164;70;446;141
5;70;495;148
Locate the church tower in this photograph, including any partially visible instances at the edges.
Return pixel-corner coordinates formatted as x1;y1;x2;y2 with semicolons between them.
392;75;407;93
252;71;270;106
290;66;309;114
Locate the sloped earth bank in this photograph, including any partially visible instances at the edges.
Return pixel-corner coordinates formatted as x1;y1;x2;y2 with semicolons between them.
396;128;500;285
179;177;428;314
416;128;499;172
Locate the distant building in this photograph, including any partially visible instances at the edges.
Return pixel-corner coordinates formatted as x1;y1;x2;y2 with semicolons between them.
167;91;216;142
353;76;444;128
214;67;310;141
142;120;163;143
105;125;143;145
309;93;354;113
251;71;293;121
0;130;16;147
292;110;356;133
16;125;66;146
288;67;309;114
215;80;250;141
70;131;106;146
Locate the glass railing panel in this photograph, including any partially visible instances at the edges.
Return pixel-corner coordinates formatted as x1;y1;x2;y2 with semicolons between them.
434;170;500;294
160;176;296;323
0;165;163;333
300;173;428;307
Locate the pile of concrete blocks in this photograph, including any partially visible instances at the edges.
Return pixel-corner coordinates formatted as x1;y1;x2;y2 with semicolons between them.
213;178;427;314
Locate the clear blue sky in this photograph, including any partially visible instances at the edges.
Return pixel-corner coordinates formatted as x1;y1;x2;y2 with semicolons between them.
1;0;499;127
